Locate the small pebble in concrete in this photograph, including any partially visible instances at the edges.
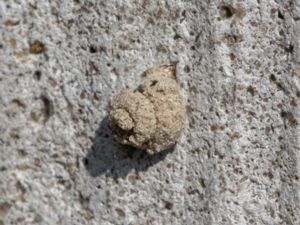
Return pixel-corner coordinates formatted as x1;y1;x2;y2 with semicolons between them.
29;40;45;54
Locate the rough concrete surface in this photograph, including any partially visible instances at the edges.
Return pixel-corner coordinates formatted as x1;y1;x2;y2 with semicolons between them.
1;0;300;224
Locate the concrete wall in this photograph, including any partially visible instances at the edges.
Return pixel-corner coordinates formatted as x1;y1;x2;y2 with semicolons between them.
1;0;300;224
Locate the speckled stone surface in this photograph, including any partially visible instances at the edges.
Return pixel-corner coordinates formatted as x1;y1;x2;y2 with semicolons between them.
1;0;300;224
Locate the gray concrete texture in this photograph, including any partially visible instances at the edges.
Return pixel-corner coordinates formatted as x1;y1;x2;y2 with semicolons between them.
1;0;300;224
